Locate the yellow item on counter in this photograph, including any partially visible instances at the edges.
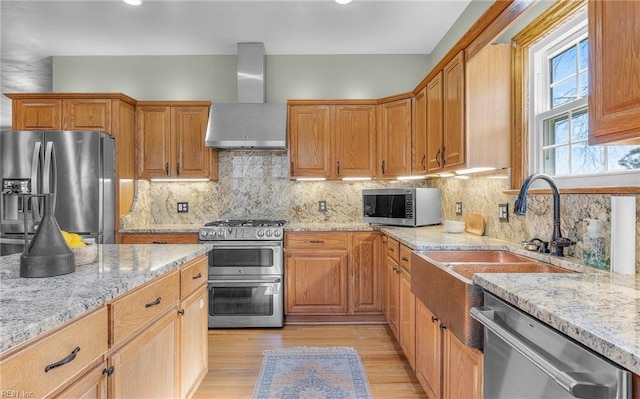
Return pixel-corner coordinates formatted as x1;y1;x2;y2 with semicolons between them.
61;230;86;247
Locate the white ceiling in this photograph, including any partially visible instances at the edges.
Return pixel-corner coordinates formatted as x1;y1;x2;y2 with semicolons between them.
1;0;473;62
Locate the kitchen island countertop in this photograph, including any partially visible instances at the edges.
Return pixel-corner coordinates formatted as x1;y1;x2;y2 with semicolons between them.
0;244;212;354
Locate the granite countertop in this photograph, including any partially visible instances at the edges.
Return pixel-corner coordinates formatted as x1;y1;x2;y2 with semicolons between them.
0;244;212;354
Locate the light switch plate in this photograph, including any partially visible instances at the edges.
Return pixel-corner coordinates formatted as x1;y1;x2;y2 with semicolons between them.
177;202;189;213
498;203;509;222
455;202;463;216
319;200;327;213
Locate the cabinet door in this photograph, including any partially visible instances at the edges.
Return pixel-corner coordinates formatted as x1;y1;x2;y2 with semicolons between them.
12;99;62;130
416;300;442;399
443;50;465;170
398;267;416;371
378;99;412;177
62;99;111;132
179;285;208;399
442;328;483;399
53;362;108;399
285;250;348;314
350;232;382;314
137;106;172;179
426;72;444;172
334;105;377;178
588;0;640;145
385;257;400;339
412;88;428;173
172;106;211;178
109;310;179;399
288;105;332;178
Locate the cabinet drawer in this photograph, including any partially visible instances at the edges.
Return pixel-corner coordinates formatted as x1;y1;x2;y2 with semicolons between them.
385;237;400;262
180;255;207;299
120;233;199;244
0;307;107;398
399;245;412;273
286;232;349;250
109;271;179;346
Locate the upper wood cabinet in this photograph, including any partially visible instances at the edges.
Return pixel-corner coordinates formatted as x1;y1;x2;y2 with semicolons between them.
588;0;640;145
136;102;216;180
412;88;428;174
288;102;377;179
426;51;465;173
378;97;412;177
6;93;137;226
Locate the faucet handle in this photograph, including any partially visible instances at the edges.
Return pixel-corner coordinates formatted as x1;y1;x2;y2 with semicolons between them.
537;240;550;253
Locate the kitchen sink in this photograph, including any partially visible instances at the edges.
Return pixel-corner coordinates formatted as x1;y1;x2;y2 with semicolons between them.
411;250;573;348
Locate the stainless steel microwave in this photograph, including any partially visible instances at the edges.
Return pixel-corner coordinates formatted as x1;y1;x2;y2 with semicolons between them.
362;188;442;227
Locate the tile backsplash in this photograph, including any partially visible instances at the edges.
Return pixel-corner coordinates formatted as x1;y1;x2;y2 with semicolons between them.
122;152;639;273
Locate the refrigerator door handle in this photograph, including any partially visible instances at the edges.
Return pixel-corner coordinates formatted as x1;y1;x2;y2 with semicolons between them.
43;141;58;212
30;141;43;220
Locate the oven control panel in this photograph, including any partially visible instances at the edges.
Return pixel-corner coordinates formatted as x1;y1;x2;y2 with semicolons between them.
199;227;283;241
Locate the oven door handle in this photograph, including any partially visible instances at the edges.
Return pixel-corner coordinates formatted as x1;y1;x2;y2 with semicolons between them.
209;277;281;284
470;306;613;399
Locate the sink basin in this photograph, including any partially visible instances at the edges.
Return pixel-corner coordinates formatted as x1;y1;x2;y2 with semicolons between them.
411;251;573;349
451;263;572;280
422;250;536;264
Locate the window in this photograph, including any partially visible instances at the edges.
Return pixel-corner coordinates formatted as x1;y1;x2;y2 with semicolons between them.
528;11;639;188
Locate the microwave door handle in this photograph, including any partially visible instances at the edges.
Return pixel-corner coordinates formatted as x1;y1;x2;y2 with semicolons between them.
30;142;43;220
470;307;613;399
43;142;58;211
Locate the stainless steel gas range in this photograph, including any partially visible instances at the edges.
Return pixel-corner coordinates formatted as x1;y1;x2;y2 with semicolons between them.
199;219;286;328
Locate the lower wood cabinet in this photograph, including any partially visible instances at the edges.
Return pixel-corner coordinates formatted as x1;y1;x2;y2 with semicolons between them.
108;310;180;399
285;231;382;317
54;362;108;399
415;299;482;399
398;257;416;371
179;285;208;399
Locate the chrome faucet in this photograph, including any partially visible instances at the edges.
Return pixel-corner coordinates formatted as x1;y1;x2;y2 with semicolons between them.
514;173;573;257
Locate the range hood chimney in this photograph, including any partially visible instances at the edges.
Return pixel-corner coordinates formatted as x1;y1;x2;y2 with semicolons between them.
205;43;287;150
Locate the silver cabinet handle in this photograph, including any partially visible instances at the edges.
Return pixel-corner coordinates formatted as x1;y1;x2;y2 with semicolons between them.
210;277;281;284
470;307;612;399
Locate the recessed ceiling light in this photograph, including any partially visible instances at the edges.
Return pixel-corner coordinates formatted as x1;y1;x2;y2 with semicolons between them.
335;0;353;4
123;0;142;5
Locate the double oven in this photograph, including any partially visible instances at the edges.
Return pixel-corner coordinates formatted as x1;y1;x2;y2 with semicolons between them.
199;219;285;328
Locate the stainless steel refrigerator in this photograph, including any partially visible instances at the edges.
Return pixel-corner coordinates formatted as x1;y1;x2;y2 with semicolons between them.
0;131;115;256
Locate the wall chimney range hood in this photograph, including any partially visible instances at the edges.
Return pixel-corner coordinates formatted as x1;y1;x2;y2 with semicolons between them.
205;43;287;150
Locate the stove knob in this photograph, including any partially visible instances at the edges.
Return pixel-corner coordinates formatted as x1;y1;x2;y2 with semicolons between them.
200;231;208;237
274;230;281;237
257;229;265;238
266;230;273;237
217;230;225;237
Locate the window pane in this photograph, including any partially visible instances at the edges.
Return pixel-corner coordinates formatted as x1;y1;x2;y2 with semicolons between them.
544;116;569;145
608;146;640;171
579;38;589;70
551;79;578;108
572;142;604;174
550;45;577;84
579;71;589;97
571;110;588;141
544;146;570;176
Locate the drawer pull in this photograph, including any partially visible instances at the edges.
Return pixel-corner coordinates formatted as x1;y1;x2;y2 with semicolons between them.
192;272;203;280
152;241;168;244
103;366;115;377
44;347;80;372
388;247;395;252
431;316;438;323
145;297;162;308
401;256;409;261
178;309;185;316
309;240;324;244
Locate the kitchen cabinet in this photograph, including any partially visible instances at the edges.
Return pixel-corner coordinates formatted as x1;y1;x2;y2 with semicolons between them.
53;362;108;399
285;231;383;317
285;232;349;314
6;92;137;228
588;0;640;145
383;236;400;338
179;285;208;399
378;96;412;177
119;232;199;244
412;87;428;174
0;307;108;398
426;51;465;173
136;102;217;180
415;299;482;399
398;245;416;371
287;102;377;179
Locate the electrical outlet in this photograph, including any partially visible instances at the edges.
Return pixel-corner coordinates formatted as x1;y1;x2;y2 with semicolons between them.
498;203;509;222
177;202;189;213
319;200;327;213
455;202;463;216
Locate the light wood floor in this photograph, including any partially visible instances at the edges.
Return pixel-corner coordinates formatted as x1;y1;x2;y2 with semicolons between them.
193;324;427;398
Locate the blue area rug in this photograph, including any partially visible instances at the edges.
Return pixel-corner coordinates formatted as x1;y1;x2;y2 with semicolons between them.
252;346;373;399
